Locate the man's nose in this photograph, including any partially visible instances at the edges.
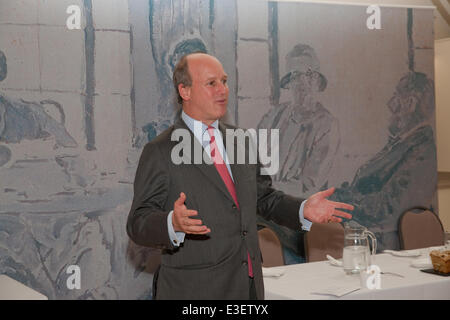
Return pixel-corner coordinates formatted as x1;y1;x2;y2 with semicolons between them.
217;82;228;94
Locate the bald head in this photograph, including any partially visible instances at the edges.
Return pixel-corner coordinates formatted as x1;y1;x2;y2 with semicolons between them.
187;52;221;64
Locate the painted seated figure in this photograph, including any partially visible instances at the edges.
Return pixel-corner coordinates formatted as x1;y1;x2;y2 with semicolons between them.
0;50;77;166
331;71;437;251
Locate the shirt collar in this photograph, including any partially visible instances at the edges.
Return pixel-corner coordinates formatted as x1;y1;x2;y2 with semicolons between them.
181;110;219;134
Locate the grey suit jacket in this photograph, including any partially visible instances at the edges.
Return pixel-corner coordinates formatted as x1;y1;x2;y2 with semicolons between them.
127;118;304;299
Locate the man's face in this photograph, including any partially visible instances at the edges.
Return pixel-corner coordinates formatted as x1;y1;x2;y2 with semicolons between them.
181;54;229;124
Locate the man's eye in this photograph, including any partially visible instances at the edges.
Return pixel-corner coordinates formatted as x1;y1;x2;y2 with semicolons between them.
208;81;215;86
222;79;227;85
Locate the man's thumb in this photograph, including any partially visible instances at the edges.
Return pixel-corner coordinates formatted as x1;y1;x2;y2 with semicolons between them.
318;187;335;198
175;192;186;206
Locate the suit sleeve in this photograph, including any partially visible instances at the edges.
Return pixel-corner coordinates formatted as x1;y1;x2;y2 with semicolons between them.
256;162;305;231
126;142;175;249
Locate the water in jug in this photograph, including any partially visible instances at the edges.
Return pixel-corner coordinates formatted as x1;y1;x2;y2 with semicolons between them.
343;221;377;275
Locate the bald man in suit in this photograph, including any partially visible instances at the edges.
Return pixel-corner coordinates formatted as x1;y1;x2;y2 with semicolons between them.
127;53;353;300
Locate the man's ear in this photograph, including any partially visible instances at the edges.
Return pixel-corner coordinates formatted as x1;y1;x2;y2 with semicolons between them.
178;83;191;101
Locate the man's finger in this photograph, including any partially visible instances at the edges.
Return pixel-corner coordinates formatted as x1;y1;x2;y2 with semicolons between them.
183;209;198;217
184;217;203;226
185;225;211;234
330;216;342;223
330;201;354;211
333;209;353;220
316;187;335;199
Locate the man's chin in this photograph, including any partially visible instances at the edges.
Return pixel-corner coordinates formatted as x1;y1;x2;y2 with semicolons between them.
215;105;228;117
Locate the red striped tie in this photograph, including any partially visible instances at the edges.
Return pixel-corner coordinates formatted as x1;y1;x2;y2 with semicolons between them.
207;126;253;278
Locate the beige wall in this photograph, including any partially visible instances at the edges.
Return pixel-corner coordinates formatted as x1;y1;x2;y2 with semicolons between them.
439;186;450;233
436;39;450;232
436;38;450;173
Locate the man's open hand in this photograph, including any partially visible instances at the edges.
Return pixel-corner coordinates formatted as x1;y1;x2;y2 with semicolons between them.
172;192;211;234
304;187;354;224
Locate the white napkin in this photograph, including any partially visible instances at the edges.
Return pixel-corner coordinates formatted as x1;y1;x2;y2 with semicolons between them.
410;257;432;269
311;284;361;297
262;267;285;278
419;245;448;255
326;254;343;267
383;249;421;257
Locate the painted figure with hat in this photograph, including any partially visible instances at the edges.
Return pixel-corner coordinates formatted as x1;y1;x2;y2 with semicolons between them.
257;44;341;263
258;43;340;196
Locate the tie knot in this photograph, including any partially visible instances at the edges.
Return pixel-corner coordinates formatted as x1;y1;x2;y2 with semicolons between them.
207;126;215;143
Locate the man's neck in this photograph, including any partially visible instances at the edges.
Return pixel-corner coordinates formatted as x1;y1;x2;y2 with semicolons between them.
182;109;217;127
181;110;219;131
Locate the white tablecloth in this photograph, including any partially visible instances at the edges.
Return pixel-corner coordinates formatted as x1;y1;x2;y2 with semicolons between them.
264;252;450;300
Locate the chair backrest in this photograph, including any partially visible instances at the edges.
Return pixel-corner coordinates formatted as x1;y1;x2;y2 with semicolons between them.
399;207;445;250
304;222;345;262
258;226;285;267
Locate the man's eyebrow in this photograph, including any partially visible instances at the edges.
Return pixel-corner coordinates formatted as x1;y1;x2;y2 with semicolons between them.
204;75;228;82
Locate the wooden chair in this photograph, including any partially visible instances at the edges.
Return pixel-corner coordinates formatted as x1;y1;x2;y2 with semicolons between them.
398;207;445;250
258;226;285;267
304;222;345;262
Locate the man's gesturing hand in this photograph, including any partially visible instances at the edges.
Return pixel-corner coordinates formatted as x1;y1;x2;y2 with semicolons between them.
304;187;354;224
172;192;211;234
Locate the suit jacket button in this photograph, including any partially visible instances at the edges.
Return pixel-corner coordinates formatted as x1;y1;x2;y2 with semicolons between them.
242;231;247;236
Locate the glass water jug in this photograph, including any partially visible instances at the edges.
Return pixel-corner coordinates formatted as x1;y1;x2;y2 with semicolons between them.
342;222;377;275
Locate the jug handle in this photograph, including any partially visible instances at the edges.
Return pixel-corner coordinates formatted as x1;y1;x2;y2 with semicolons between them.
365;230;377;255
